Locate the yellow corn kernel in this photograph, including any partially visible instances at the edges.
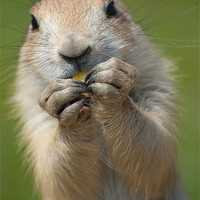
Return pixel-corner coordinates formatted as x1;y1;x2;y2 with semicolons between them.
73;71;88;81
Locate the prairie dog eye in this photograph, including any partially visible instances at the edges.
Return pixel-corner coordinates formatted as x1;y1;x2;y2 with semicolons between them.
106;1;117;18
31;15;39;31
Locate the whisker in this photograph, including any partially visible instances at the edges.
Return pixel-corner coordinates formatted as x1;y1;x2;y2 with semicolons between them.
135;0;173;25
90;0;155;41
1;25;50;43
0;51;51;85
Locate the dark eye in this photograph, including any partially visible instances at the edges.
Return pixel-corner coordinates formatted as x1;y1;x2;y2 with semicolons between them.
106;1;117;18
31;15;39;30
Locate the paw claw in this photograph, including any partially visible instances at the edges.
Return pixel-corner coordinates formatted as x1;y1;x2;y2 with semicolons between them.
39;79;91;126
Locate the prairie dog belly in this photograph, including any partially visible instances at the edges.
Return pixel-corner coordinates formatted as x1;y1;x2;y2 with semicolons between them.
97;164;137;200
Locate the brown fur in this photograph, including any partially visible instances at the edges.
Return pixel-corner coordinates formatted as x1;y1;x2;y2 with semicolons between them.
15;0;188;199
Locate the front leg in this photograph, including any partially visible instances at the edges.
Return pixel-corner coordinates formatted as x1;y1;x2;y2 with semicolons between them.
38;79;100;200
86;58;176;199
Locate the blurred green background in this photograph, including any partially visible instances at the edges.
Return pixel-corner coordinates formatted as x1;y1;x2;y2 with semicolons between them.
0;0;199;199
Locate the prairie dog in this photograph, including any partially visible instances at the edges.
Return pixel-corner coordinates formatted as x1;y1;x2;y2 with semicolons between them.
15;0;188;199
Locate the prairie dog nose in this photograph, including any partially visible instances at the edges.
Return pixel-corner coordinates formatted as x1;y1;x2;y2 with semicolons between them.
59;33;91;60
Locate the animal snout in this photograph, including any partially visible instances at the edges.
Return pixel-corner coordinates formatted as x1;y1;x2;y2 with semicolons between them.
58;33;91;61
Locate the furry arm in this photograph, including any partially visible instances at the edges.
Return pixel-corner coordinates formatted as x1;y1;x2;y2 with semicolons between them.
90;93;176;199
86;58;176;199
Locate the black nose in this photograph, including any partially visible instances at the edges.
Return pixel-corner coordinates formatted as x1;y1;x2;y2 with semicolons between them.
59;46;91;61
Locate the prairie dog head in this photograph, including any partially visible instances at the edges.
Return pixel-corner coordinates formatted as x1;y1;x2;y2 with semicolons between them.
19;0;137;83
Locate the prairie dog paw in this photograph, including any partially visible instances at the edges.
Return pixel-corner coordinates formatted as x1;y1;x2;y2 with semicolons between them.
39;79;91;126
85;57;140;105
